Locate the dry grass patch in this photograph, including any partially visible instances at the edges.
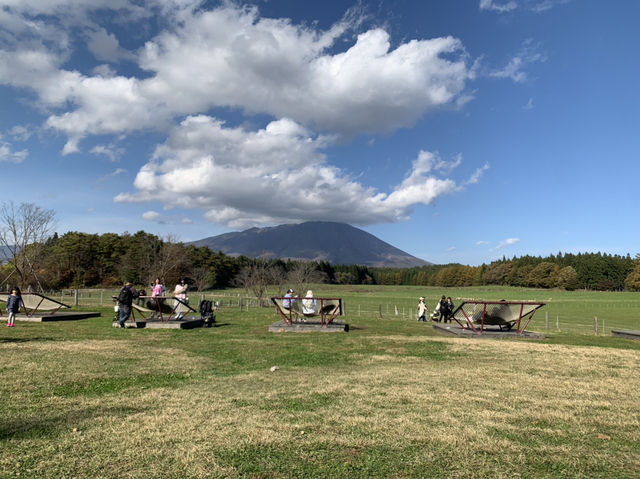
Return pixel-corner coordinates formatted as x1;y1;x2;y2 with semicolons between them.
1;328;639;478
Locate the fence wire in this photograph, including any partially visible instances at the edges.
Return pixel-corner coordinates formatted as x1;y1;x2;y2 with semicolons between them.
50;289;640;336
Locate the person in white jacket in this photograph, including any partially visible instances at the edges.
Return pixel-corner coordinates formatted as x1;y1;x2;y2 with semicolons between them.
173;279;188;319
302;290;317;315
417;297;428;322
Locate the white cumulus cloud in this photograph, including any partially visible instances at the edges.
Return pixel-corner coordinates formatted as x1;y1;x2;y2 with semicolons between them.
495;237;520;249
0;142;28;163
142;210;161;221
1;2;474;149
115;116;478;228
479;0;518;13
1;1;490;230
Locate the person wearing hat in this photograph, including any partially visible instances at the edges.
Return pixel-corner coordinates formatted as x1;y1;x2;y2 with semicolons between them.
417;296;428;322
283;288;295;310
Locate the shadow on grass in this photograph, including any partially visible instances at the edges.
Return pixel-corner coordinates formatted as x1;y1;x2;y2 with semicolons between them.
0;337;58;344
0;404;142;440
346;325;366;331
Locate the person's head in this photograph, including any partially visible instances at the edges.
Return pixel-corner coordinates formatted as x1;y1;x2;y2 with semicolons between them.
155;278;160;284
125;282;133;287
180;279;186;285
11;288;17;295
287;288;293;294
441;295;446;300
306;290;313;297
419;297;425;302
447;297;452;302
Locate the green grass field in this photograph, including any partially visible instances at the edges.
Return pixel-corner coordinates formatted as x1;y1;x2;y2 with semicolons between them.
1;286;639;478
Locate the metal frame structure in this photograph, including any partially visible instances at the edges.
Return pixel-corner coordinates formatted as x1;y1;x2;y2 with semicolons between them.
113;295;196;323
137;296;197;321
271;296;343;326
0;292;70;317
451;300;545;335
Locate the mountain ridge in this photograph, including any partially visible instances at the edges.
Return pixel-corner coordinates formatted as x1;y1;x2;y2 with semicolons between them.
189;221;430;268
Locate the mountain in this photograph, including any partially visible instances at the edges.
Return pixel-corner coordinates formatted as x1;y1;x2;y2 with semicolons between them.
189;221;430;268
0;245;11;263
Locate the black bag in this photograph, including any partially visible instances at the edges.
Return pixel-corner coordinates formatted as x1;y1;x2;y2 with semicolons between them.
117;286;132;305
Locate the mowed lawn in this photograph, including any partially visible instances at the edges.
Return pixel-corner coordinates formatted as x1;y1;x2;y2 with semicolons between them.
1;286;639;478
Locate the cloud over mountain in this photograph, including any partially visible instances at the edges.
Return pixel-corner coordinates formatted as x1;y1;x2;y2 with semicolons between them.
0;1;489;228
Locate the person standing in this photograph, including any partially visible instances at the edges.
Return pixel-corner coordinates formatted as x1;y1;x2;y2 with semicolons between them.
417;297;428;322
435;295;447;322
152;278;165;298
149;278;165;319
173;279;188;319
6;287;23;327
442;296;455;323
117;282;139;328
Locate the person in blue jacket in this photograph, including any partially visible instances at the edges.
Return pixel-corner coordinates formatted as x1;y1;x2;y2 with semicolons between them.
6;287;23;327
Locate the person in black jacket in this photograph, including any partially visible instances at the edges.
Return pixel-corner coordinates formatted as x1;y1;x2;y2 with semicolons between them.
442;296;455;323
117;282;139;328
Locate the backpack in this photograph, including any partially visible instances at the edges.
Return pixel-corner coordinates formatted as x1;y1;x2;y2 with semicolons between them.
117;286;132;304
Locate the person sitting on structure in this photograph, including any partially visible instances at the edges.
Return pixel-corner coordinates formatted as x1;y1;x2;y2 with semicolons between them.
283;288;295;310
302;290;317;315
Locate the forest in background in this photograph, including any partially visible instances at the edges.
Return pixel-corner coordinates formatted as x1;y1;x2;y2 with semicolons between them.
3;229;640;293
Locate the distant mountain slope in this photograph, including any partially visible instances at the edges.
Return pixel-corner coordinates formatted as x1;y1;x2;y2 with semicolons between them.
0;245;11;263
189;221;430;268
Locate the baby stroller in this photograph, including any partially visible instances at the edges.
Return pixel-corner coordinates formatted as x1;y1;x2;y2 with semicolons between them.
198;299;217;327
429;302;441;322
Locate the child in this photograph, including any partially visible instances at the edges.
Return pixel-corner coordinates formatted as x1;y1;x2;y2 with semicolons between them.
150;278;165;320
6;288;22;327
417;297;428;322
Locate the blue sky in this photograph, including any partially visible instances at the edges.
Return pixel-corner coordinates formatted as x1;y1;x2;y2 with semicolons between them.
1;0;639;266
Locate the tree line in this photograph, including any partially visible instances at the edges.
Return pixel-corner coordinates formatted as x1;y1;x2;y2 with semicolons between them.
3;229;639;293
1;202;639;294
372;252;640;291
